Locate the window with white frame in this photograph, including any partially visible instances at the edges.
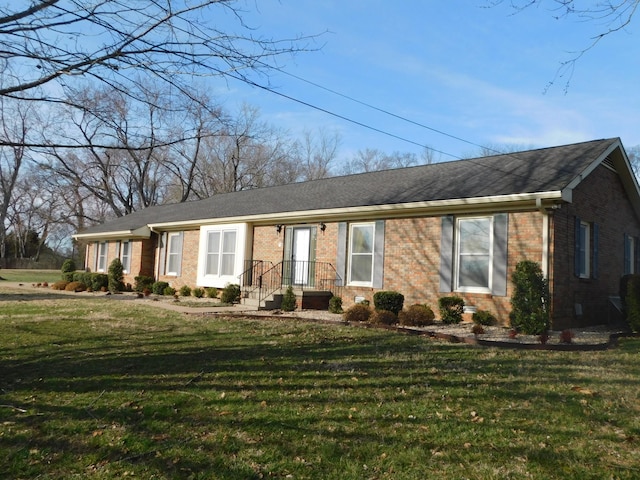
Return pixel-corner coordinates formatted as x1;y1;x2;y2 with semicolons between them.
205;229;237;277
97;241;108;272
348;223;375;286
166;232;183;275
577;221;590;278
455;216;493;292
120;241;131;273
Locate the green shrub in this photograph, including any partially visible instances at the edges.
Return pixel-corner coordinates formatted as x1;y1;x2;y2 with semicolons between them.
438;296;465;324
220;283;241;304
206;287;218;299
625;274;640;332
398;304;435;327
472;309;497;326
134;275;155;293
61;259;76;275
280;285;297;312
90;273;109;292
328;296;343;314
192;287;205;298
509;260;549;335
108;258;125;292
65;281;87;292
51;281;69;291
370;309;397;326
152;281;170;295
343;303;372;323
179;285;192;297
373;291;405;315
163;286;176;296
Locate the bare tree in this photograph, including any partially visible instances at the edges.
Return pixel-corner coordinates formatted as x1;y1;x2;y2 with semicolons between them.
0;1;316;145
291;129;341;181
340;149;418;175
489;0;639;90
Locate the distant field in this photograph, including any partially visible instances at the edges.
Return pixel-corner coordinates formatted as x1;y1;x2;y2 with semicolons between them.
0;268;61;283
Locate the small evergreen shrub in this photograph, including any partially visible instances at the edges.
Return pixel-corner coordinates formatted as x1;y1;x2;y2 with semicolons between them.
152;281;170;295
343;303;372;323
179;285;192;297
134;275;155;293
108;258;125;292
509;260;550;335
65;281;87;292
398;304;435;327
472;309;497;326
90;273;109;292
328;295;343;314
280;285;297;311
370;309;397;326
206;287;218;299
373;291;405;315
163;286;176;296
51;281;69;290
220;283;241;304
438;296;465;324
192;287;205;298
625;274;640;332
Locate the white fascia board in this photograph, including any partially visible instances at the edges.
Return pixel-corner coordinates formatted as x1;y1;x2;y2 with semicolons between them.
72;226;151;241
147;191;565;230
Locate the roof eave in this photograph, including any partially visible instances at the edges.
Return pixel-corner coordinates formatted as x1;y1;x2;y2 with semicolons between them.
147;191;566;230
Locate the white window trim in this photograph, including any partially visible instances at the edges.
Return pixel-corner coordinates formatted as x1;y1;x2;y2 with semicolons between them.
97;241;108;272
120;240;131;274
166;232;182;276
197;223;248;288
455;216;493;294
578;221;591;279
347;222;376;287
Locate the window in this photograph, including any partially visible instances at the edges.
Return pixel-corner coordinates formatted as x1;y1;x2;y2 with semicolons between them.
625;233;637;274
348;223;375;286
97;241;108;272
205;230;237;277
456;217;493;292
120;241;131;273
574;217;598;279
166;232;183;275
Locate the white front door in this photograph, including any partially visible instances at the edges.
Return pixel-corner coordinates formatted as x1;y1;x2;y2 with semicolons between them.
292;228;311;285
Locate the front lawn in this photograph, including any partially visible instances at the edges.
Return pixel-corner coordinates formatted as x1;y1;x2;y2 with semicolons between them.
1;288;639;479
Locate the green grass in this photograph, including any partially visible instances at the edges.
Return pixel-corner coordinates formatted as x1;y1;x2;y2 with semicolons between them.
1;286;640;479
0;268;61;283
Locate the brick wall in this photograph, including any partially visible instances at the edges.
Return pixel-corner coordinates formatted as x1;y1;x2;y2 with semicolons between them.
550;164;640;328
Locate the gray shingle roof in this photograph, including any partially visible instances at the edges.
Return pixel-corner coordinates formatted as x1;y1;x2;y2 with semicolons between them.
77;138;621;236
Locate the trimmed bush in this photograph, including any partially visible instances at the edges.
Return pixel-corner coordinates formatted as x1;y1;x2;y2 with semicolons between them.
108;258;125;292
192;287;205;298
370;309;397;326
134;275;155;293
206;287;218;299
51;281;69;291
65;281;87;292
509;260;549;335
179;285;192;297
328;296;343;314
343;303;372;323
398;304;435;327
373;291;405;315
472;309;497;326
220;283;241;304
625;274;640;332
152;281;170;295
438;296;465;324
280;285;297;312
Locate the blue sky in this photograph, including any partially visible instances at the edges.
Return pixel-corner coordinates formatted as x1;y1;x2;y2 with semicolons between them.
214;1;639;163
